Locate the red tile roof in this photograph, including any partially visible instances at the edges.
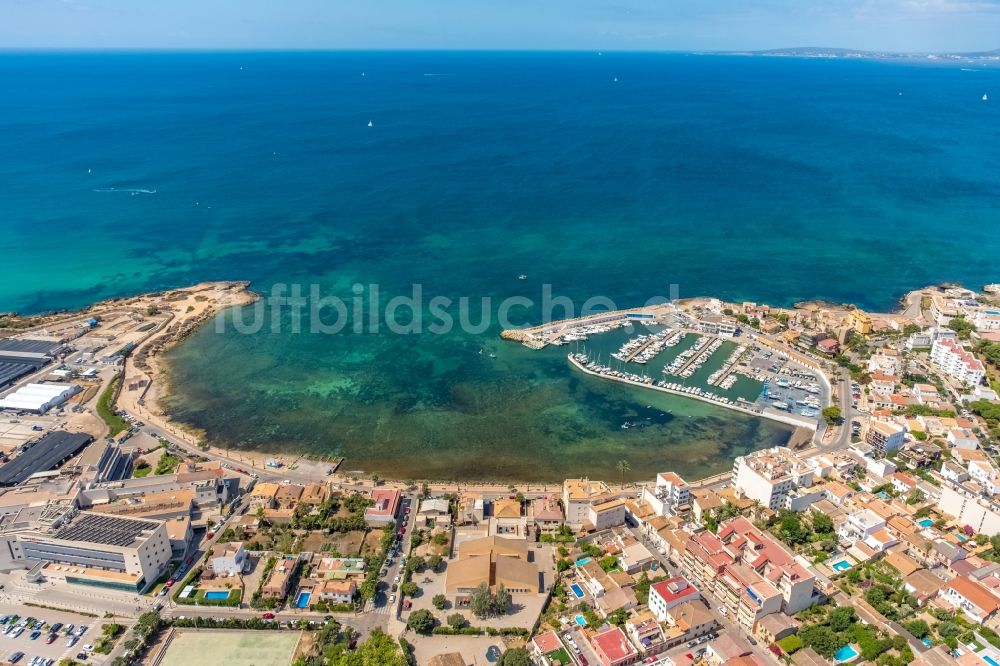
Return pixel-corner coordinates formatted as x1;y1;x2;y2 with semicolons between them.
532;630;562;654
650;577;700;605
590;626;637;664
949;576;1000;615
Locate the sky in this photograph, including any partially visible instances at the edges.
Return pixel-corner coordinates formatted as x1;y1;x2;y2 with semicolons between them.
1;0;999;52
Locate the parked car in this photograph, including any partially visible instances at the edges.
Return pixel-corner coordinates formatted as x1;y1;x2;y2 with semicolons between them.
46;633;58;644
8;652;24;664
262;613;275;620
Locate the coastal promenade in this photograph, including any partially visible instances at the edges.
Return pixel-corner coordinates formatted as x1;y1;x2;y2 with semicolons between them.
566;353;817;431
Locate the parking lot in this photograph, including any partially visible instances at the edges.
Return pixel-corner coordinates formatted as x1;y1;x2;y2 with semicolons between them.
0;603;111;665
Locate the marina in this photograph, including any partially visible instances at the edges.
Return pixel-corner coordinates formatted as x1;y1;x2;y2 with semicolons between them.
506;308;830;433
567;352;819;431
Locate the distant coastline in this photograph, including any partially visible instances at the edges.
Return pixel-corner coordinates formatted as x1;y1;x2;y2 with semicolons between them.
705;45;1000;65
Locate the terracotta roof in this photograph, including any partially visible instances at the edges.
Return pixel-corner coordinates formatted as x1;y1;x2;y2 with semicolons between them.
948;575;1000;614
532;630;562;654
590;626;637;662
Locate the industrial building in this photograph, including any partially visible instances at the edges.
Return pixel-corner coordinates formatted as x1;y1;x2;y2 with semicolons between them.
0;431;94;487
0;504;171;592
0;383;81;413
0;338;64;389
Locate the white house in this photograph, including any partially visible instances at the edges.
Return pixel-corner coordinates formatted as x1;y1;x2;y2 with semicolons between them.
211;542;248;576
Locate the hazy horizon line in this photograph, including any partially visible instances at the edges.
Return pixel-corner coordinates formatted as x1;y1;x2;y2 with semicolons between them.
0;45;996;56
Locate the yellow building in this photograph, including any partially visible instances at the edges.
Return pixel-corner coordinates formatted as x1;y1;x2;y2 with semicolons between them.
850;308;873;335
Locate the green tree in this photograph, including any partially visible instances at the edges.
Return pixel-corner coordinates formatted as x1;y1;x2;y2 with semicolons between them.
949;316;977;340
616;459;631;485
904;619;930;639
332;629;408;666
822;406;842;426
608;608;629;626
799;625;839;659
812;512;834;534
470;583;493;618
495;584;511;614
405;609;435;635
778;510;807;545
498;647;532;666
828;606;856;632
634;571;651;600
432;594;447;610
447;613;467;630
400;581;419;598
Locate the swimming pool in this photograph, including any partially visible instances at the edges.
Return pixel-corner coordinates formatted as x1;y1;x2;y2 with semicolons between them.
295;591;311;608
831;560;851;572
575;557;592;567
570;583;585;599
922;638;932;647
918;518;934;528
983;655;1000;666
574;614;587;626
203;590;230;601
834;645;859;662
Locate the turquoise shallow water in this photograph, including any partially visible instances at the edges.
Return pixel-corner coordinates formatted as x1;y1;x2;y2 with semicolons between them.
2;52;999;480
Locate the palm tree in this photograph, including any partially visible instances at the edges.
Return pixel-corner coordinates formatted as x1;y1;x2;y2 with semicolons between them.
616;459;631;487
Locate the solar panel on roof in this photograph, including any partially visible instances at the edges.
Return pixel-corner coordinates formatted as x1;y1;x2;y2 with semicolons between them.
54;512;156;546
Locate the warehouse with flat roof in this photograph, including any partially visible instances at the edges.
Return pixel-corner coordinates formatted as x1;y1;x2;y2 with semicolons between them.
0;431;94;487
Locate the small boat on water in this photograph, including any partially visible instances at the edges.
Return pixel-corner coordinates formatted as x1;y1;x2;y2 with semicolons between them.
518;274;527;280
984;94;989;101
368;120;373;127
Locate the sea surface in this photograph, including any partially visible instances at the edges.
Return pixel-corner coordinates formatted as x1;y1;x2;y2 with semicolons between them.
1;52;998;481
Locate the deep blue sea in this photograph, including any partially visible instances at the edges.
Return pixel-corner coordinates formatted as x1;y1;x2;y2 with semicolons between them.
1;52;998;480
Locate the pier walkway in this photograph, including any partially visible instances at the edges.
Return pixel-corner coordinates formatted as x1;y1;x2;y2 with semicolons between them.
708;345;750;387
673;338;718;375
567;353;817;431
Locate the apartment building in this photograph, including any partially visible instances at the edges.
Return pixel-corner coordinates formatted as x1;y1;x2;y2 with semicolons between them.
865;420;907;456
563;479;614;528
641;472;691;517
931;337;985;386
717;517;816;614
732;447;814;511
648;577;701;622
938;482;1000;536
